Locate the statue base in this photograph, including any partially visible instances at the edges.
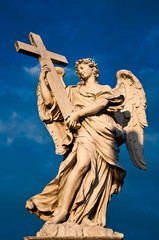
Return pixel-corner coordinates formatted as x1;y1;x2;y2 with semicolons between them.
25;237;124;240
24;221;124;239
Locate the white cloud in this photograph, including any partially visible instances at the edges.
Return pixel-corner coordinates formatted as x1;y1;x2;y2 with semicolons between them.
6;137;14;146
0;84;34;101
0;112;50;146
64;66;76;77
10;87;34;99
23;64;78;85
23;64;76;80
23;63;41;77
10;112;20;119
63;66;78;85
23;121;47;144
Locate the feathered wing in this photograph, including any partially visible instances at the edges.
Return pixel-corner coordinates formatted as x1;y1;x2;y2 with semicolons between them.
113;70;148;170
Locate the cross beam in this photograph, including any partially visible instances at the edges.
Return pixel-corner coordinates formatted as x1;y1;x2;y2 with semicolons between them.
15;32;72;119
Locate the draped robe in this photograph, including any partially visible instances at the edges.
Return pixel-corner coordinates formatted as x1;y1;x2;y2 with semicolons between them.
26;83;126;227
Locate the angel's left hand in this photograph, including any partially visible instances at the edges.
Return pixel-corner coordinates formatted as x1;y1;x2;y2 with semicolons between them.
65;112;80;129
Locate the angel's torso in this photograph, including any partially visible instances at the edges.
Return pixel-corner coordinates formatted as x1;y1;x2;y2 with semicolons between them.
66;84;116;126
65;84;125;169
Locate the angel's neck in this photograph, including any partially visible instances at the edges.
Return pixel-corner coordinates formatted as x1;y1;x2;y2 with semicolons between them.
84;75;98;87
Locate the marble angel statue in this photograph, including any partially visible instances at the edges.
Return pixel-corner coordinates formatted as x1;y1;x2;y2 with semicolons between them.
26;58;148;238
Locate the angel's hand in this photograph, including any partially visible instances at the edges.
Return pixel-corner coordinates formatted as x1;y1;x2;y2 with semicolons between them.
65;112;80;129
39;64;51;82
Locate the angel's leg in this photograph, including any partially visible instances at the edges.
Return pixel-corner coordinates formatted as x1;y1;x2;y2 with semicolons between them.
51;144;91;224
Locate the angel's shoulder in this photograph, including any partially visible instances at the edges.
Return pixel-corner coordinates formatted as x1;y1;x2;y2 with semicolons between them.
65;85;77;94
97;84;113;93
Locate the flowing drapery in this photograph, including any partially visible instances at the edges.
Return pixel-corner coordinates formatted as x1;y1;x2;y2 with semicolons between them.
26;84;126;227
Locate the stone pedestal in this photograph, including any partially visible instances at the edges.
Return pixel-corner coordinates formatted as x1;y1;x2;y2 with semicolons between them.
25;236;124;240
27;222;124;239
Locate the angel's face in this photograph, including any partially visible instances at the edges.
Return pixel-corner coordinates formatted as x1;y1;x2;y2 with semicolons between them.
78;63;93;81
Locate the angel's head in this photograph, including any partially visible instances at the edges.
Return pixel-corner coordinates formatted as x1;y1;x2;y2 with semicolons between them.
75;58;99;85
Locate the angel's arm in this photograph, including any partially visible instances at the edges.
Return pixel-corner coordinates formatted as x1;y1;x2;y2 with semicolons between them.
39;67;54;108
78;99;108;118
66;98;109;128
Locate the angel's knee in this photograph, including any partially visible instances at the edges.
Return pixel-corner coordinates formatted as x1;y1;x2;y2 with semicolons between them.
76;145;91;174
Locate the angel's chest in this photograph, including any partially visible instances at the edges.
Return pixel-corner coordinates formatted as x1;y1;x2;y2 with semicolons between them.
71;91;95;107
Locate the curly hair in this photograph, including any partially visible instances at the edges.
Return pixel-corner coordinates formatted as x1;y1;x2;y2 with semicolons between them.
75;58;99;85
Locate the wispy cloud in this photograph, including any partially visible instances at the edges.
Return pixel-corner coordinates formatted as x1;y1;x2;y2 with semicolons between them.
63;66;78;85
0;84;34;101
64;66;76;77
23;63;41;77
0;111;50;146
23;64;78;85
6;137;14;146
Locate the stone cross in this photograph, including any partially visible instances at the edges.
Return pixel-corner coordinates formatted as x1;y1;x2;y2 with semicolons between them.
15;32;72;119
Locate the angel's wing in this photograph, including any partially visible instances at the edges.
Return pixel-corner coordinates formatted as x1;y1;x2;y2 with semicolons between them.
113;70;148;170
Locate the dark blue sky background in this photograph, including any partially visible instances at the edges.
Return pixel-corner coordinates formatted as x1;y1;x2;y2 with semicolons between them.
0;0;159;239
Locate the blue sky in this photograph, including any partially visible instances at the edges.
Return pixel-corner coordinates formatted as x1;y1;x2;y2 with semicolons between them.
0;0;159;239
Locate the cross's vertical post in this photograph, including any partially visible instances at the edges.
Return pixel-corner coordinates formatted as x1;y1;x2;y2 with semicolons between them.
15;32;72;119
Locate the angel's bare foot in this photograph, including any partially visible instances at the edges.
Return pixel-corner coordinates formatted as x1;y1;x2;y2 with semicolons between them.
48;211;67;224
